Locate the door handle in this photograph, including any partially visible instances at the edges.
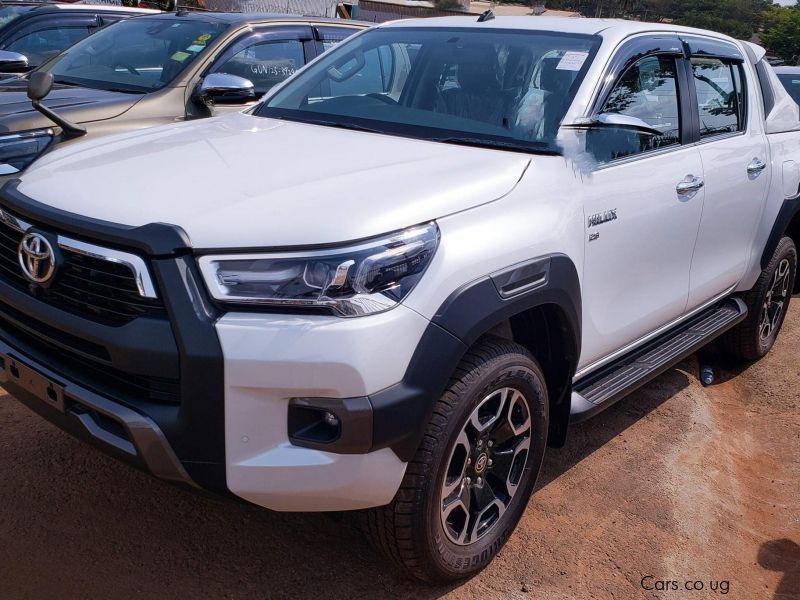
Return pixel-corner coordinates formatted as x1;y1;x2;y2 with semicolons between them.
747;158;767;176
676;175;704;196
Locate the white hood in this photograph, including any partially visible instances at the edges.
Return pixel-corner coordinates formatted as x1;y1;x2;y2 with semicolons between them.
17;112;531;249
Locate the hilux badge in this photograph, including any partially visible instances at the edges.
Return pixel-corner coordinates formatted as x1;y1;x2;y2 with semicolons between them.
587;209;618;228
18;232;56;284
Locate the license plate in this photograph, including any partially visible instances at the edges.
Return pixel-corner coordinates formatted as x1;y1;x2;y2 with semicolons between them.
1;353;66;413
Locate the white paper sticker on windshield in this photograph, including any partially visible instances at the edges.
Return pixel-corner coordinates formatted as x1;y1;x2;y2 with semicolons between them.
556;51;589;71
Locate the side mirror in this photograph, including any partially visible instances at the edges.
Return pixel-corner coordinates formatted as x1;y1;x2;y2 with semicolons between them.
196;73;255;105
0;50;29;73
27;70;86;138
28;71;54;102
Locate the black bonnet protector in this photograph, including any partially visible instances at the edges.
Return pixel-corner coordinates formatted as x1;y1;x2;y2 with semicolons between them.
0;179;192;256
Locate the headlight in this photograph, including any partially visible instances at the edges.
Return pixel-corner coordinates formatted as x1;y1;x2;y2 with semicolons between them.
0;129;54;174
197;222;439;317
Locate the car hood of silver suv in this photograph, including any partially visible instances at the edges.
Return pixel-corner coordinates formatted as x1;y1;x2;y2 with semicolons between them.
15;112;532;248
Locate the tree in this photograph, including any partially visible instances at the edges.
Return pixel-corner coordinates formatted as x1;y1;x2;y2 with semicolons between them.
543;0;771;39
762;8;800;63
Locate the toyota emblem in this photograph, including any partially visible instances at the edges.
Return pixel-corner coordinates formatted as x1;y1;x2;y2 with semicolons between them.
18;232;56;284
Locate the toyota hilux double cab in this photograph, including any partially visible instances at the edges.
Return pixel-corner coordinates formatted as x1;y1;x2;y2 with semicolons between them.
0;16;798;583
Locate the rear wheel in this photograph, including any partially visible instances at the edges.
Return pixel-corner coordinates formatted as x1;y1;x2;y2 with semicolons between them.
721;236;796;361
363;337;549;582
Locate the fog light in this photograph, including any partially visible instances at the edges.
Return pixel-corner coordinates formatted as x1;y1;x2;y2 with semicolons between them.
288;404;342;445
324;411;339;427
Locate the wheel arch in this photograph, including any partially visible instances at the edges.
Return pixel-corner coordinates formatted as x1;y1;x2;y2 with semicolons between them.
369;254;582;461
761;195;800;293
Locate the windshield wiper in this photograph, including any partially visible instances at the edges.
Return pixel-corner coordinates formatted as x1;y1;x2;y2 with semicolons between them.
274;115;384;134
431;136;560;155
102;87;147;95
52;77;146;94
52;78;79;87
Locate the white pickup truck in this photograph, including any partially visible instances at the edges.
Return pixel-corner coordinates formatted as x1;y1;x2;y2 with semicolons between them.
0;16;797;583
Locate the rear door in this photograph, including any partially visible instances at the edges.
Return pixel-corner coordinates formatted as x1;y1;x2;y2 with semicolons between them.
682;36;770;309
578;37;706;372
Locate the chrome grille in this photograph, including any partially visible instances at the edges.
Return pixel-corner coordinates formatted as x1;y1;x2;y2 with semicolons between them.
0;212;165;326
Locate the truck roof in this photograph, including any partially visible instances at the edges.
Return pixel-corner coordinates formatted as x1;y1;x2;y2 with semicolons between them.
131;10;368;26
4;2;159;14
383;16;743;47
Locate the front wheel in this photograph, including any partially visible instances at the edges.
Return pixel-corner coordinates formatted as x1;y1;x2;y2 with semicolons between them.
363;337;549;583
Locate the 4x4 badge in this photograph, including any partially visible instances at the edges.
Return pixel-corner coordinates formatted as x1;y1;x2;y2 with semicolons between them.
18;232;56;284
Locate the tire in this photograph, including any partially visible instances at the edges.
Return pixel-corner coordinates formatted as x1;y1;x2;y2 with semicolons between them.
721;236;797;361
362;336;549;583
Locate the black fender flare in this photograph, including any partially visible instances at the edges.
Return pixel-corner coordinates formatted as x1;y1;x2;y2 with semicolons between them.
370;254;582;461
761;193;800;270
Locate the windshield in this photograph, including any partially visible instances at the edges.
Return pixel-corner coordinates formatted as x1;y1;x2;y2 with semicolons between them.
777;73;800;106
42;18;227;93
258;27;600;154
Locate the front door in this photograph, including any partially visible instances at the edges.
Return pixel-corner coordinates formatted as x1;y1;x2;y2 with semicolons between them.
206;26;316;115
578;51;705;372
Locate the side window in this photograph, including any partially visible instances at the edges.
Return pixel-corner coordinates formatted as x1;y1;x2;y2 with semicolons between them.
320;27;359;52
691;57;746;137
6;27;91;67
589;54;681;162
213;39;305;96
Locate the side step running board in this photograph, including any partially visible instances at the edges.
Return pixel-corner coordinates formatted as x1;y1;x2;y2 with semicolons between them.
570;298;748;423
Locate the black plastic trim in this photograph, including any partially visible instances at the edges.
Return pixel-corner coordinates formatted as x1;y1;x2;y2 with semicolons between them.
0;345;193;486
288;396;372;453
756;60;776;117
149;255;228;493
680;35;744;61
677;51;700;144
761;192;800;270
0;185;229;495
589;34;684;117
571;298;747;422
0;180;191;256
370;322;467;461
0;280;178;378
434;254;581;351
369;254;581;461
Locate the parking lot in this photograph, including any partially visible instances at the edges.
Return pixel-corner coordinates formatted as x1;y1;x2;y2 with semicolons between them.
0;305;797;600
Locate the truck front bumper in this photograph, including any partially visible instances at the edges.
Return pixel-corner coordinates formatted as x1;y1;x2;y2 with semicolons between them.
217;306;430;511
0;338;194;487
0;301;434;511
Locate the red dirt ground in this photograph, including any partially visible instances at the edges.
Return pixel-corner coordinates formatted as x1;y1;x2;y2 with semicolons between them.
0;306;798;599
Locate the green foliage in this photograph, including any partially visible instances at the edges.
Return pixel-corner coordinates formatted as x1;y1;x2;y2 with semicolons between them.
519;0;800;60
545;0;771;39
675;12;753;39
762;8;800;63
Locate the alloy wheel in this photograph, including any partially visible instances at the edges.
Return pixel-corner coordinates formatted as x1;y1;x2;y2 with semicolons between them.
760;258;792;343
440;387;532;546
